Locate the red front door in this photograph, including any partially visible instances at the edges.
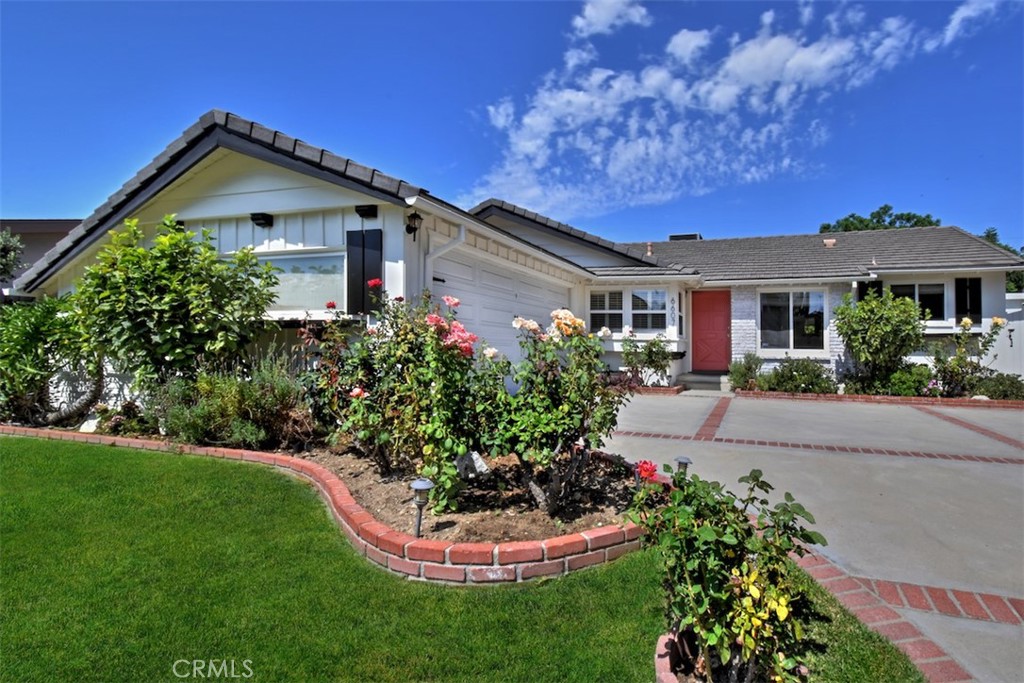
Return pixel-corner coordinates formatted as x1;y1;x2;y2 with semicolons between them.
692;290;731;372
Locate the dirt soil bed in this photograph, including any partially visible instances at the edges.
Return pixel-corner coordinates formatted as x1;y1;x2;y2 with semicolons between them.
301;448;636;543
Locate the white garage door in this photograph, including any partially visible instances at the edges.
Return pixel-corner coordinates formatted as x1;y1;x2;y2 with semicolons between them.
433;249;570;361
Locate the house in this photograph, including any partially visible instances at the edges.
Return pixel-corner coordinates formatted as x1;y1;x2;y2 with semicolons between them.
2;219;78;298
14;110;1024;384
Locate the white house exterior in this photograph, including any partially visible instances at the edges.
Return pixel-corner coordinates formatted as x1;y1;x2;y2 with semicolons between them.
14;110;1024;382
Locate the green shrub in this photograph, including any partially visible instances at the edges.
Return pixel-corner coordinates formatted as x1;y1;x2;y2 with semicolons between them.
152;354;314;450
974;373;1024;400
728;352;763;391
757;357;837;394
70;215;279;389
931;317;1008;397
834;289;926;390
622;333;672;385
886;364;935;397
631;466;826;683
95;400;156;436
0;297;86;422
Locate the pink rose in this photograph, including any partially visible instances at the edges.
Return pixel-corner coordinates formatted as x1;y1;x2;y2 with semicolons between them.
349;387;368;399
367;278;383;288
442;295;460;308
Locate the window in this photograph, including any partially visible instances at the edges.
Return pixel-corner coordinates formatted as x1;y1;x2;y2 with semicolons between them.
955;277;982;320
631;289;667;330
759;291;825;350
258;252;345;311
590;291;623;332
891;283;944;321
857;280;883;301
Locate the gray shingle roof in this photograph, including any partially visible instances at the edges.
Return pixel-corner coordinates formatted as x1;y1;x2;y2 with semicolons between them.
625;227;1024;282
471;198;696;273
16;110;426;292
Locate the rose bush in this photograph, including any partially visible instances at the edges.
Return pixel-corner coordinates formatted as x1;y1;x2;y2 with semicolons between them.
305;291;634;514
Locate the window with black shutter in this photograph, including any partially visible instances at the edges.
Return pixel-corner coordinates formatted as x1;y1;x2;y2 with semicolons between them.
346;229;383;314
954;277;982;320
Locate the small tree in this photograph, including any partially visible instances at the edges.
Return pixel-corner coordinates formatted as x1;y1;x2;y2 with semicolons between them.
622;332;672;386
70;215;279;388
834;289;925;391
1;229;25;296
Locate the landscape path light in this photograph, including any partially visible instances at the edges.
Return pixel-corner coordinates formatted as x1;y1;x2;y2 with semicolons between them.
674;455;692;477
410;477;434;538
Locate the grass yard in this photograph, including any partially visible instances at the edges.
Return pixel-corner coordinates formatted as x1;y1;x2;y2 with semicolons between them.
0;437;922;682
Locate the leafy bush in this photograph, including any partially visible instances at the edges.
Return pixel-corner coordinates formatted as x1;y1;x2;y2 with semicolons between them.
757;357;837;394
974;372;1024;400
886;364;935;397
305;286;489;511
151;354;314;450
307;286;634;514
497;310;634;514
631;467;826;683
0;297;91;423
95;401;156;436
728;352;763;391
622;333;672;386
930;317;1007;397
70;215;279;389
834;289;925;390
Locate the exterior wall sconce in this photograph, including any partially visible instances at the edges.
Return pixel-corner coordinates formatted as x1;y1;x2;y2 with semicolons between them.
250;213;274;228
405;211;423;241
410;477;434;538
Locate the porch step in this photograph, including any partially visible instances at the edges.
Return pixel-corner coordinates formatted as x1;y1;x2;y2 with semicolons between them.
676;373;731;392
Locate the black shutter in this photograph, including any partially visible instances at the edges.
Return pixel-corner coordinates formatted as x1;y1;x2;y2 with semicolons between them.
346;229;384;315
955;277;981;319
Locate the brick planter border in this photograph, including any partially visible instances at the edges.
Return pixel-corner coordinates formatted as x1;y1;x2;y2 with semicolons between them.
734;389;1023;410
0;425;642;584
635;385;685;395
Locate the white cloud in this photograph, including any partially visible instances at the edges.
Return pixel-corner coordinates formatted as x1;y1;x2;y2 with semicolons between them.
571;0;651;38
926;0;1001;51
798;0;814;27
666;28;712;67
565;43;598;71
460;0;1007;220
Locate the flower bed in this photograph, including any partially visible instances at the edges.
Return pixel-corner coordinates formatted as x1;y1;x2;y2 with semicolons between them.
734;389;1024;409
0;425;643;584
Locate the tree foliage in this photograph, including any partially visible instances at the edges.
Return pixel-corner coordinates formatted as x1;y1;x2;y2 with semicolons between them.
0;297;96;423
70;215;279;388
0;228;25;284
981;228;1024;293
819;204;941;233
834;289;926;390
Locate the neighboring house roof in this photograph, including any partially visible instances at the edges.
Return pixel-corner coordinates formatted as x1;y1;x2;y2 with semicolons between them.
471;198;698;277
2;219;81;234
16;110;428;293
625;227;1024;282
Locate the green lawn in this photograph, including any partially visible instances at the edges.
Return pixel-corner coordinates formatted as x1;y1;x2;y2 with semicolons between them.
0;437;922;682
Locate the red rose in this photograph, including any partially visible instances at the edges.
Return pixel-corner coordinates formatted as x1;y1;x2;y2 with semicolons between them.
636;460;658;482
326;301;337;309
367;278;383;288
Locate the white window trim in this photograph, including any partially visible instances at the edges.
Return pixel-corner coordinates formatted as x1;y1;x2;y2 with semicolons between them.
756;287;830;359
588;287;674;339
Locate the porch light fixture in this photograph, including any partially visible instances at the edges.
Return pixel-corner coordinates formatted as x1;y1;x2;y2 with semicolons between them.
410;477;434;538
405;211;423;241
673;455;692;476
250;212;274;228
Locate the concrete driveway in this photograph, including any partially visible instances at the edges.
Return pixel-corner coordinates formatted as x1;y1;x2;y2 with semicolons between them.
607;393;1023;683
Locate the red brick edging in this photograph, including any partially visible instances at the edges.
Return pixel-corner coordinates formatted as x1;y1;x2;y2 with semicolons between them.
734;389;1024;410
654;552;977;683
0;425;642;584
853;576;1024;627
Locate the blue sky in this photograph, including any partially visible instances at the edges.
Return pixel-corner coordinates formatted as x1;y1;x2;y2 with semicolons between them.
1;0;1021;244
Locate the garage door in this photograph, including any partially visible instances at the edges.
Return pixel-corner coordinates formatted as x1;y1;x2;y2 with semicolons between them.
433;249;570;361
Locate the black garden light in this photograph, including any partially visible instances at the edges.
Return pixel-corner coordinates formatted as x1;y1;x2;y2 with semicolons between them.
674;455;692;477
410;477;434;538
